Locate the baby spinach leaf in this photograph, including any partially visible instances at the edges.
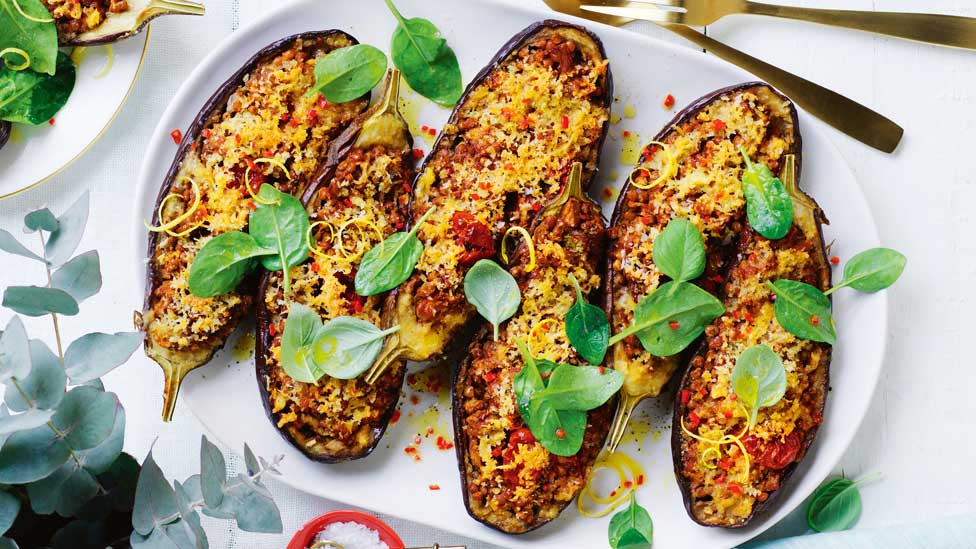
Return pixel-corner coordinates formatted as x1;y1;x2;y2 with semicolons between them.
513;339;545;422
653;218;706;283
311;44;388;104
806;477;863;533
188;232;274;298
740;148;794;240
527;399;587;457
533;363;623;411
828;247;906;295
609;281;724;356
0;51;75;125
768;280;836;344
0;0;58;75
565;275;609;365
463;259;521;341
249;185;311;272
312;316;400;380
355;207;434;297
384;0;463;106
731;344;787;428
279;303;325;384
608;493;654;548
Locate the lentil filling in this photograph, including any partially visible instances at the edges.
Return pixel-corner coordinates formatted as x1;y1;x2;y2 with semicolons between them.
42;0;129;41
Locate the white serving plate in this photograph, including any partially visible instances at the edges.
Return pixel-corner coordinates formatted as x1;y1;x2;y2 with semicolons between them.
0;32;148;199
132;1;887;547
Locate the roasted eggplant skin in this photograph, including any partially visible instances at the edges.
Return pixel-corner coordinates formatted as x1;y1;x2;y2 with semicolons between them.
453;182;609;535
255;75;412;463
671;92;833;528
605;83;801;412
377;20;613;370
137;31;369;421
47;0;205;46
0;122;9;152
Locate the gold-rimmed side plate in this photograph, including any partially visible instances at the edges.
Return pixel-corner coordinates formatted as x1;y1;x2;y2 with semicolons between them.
0;28;151;200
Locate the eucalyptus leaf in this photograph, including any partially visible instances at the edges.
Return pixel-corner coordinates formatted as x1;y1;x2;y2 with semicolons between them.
313;317;400;380
51;386;120;451
0;229;45;263
64;331;142;383
0;316;31;381
311;44;387;104
0;537;16;549
652;218;706;283
2;286;78;317
0;0;58;75
4;339;65;412
51;251;101;302
0;408;54;435
75;404;125;475
610;281;724;356
740;149;794;240
608;493;653;548
243;444;259;477
24;208;58;233
187;232;273;298
731;344;787;428
0;491;18;537
26;457;100;517
225;473;282;533
533;364;623;411
279;303;325;384
354;207;433;297
463;259;521;341
45;191;90;267
199;435;226;509
806;477;863;533
0;424;70;483
768;280;836;344
132;450;180;536
385;0;463;106
564;275;609;365
832;247;906;294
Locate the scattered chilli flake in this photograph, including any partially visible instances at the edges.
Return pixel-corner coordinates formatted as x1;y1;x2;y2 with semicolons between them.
390;410;401;424
427;128;437;136
412;148;425;160
170;129;181;144
810;315;821;326
669;321;681;330
555;429;566;439
663;93;676;109
414;435;422;445
410;395;420;405
681;390;691;404
637;474;645;486
830;256;841;265
712;119;727;132
48;118;56;126
435;436;454;450
561;115;570;129
429;484;441;491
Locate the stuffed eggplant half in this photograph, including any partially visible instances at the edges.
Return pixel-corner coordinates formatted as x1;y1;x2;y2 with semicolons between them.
368;20;613;381
673;154;832;528
605;83;800;450
43;0;205;46
137;31;369;421
454;165;610;534
255;71;412;462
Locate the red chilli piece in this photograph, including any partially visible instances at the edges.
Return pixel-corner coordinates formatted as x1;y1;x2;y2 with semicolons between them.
688;412;701;430
728;482;744;495
830;256;841;265
483;371;498;383
811;315;821;326
170;129;182;144
412;148;425;160
48;117;56;126
669;321;681;330
390;410;401;424
561;115;570;129
429;484;441;491
680;390;692;404
637;474;645;486
555;429;566;439
712;119;727;132
663;94;675;109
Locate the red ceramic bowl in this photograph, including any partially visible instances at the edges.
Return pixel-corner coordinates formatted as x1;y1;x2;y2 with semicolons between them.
288;510;405;549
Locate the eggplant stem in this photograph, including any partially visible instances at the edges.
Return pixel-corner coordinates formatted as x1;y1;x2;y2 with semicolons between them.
151;0;206;16
365;346;405;385
537;162;585;219
607;392;645;453
161;361;190;422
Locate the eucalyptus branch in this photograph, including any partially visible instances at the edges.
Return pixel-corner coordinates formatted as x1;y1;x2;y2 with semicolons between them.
37;232;64;363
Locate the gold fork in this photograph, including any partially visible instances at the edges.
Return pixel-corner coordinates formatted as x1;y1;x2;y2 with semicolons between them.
584;0;976;50
544;0;903;153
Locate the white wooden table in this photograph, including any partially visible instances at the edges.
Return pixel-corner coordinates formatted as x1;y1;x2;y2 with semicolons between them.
0;0;973;547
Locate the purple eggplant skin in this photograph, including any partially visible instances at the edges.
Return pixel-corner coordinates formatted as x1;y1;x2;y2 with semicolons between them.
662;84;833;528
375;19;614;373
254;79;413;463
0;122;9;152
136;31;369;422
53;0;205;47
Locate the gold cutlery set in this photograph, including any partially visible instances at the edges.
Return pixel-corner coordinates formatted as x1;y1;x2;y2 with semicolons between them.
544;0;976;153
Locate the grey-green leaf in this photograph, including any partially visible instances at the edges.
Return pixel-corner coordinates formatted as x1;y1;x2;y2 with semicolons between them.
26;459;100;517
225;473;282;533
64;331;142;383
806;477;863;533
188;232;272;298
0;316;31;381
652;218;706;283
51;251;101;302
243;444;259;477
45;191;89;267
279;303;325;384
731;344;787;427
314;317;399;380
51;386;120;451
0;0;58;75
24;208;58;233
0;408;54;435
769;279;836;344
4;340;64;412
0;425;70;483
0;229;45;263
311;44;387;104
0;491;19;537
132;450;180;536
2;286;78;317
838;247;906;294
199;435;226;509
463;259;521;341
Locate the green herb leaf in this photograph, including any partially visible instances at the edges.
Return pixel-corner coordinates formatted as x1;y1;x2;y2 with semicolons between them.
311;44;388;104
740;148;794;240
313;317;400;380
609;281;725;356
608;493;654;548
24;207;58;233
385;0;463;106
0;51;75;124
830;247;906;295
768;280;836;344
565;275;609;365
188;232;274;298
731;344;787;428
0;0;58;75
806;477;863;533
51;250;101;302
279;303;325;384
63;331;142;384
533;364;623;411
355;207;434;297
249;184;311;273
653;218;706;283
528;399;587;456
2;286;78;317
463;259;521;341
513;339;545;421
